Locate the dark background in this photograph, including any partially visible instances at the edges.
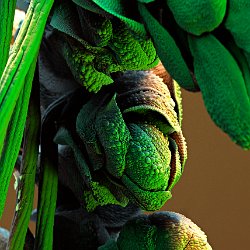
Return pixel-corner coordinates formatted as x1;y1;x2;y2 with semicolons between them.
1;90;250;249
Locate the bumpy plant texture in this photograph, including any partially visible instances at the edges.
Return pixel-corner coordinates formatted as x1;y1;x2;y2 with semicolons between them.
46;0;250;149
100;212;212;250
71;69;187;212
0;0;249;249
49;1;159;93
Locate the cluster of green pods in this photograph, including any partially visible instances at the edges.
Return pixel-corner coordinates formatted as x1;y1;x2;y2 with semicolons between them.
136;0;250;149
52;0;250;148
1;0;249;249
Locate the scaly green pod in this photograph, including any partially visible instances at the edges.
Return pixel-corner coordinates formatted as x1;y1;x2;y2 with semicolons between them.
138;3;194;91
188;34;250;149
66;70;187;211
166;0;227;35
99;212;212;250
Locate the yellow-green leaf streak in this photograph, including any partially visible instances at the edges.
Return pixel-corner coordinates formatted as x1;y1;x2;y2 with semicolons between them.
35;158;58;250
0;58;36;218
0;0;54;155
7;76;40;250
0;0;17;76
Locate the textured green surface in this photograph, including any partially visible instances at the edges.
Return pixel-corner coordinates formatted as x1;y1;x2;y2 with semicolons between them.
8;82;40;250
95;95;131;177
50;1;158;93
0;58;36;219
75;69;187;211
0;0;54;218
125;123;171;191
54;127;92;182
167;0;227;35
0;0;17;76
92;0;146;36
83;181;128;211
217;32;250;99
225;0;250;54
99;212;212;250
138;3;194;91
189;34;250;149
35;157;58;250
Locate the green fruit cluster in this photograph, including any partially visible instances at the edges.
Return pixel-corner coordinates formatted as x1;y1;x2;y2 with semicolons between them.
137;0;250;149
99;212;212;250
55;0;250;149
55;68;187;212
49;1;159;93
138;1;250;149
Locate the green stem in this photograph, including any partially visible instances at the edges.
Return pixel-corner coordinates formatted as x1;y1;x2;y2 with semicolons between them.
0;0;54;155
0;0;17;76
0;0;54;218
35;156;58;250
7;68;40;250
0;58;36;218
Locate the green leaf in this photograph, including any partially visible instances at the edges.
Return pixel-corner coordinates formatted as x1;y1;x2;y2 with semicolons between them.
138;3;193;91
95;94;131;177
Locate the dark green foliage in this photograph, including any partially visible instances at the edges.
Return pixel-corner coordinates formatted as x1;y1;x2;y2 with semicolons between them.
50;1;159;93
225;0;250;54
138;3;194;91
0;0;17;76
188;34;250;149
99;212;212;250
166;0;227;35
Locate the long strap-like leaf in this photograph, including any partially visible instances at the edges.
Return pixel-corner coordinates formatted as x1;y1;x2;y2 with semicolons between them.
0;0;54;218
34;157;58;250
7;67;40;250
0;58;37;219
0;0;54;155
34;96;62;250
0;0;17;76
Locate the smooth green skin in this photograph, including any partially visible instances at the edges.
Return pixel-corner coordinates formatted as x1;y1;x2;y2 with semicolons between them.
138;3;194;91
8;83;40;250
167;0;227;35
99;212;212;250
0;0;54;218
0;0;17;76
189;34;250;149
